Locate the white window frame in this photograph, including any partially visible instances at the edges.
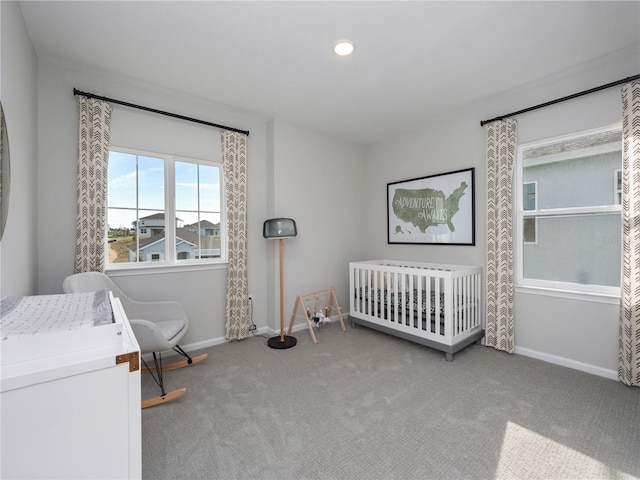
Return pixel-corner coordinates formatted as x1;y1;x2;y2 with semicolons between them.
515;124;622;302
106;146;227;274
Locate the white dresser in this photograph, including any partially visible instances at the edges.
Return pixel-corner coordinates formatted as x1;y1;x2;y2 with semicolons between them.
0;292;141;479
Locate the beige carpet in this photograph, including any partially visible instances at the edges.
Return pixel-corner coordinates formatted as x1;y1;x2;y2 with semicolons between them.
141;321;640;480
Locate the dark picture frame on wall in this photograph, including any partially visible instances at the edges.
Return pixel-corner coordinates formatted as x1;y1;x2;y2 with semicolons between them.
387;167;475;245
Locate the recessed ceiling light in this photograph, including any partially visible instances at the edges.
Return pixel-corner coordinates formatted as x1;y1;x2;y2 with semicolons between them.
334;39;355;56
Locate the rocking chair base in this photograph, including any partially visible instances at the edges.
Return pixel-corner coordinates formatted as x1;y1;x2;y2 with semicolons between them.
143;353;208;374
141;388;187;409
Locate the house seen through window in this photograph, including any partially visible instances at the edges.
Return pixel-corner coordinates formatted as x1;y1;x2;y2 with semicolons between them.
107;148;224;267
517;124;622;296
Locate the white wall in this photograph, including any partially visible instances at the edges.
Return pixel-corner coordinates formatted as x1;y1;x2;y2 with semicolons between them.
36;61;270;345
364;45;640;378
268;120;366;333
0;1;38;297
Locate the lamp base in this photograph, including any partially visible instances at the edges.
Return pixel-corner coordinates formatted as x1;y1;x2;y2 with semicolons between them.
267;335;297;349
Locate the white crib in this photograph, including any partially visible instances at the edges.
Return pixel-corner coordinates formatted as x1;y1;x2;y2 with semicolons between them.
349;260;484;361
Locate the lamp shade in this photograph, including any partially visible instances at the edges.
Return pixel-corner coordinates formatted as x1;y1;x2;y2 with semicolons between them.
263;218;297;239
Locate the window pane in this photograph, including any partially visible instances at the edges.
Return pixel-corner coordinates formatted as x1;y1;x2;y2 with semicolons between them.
199;164;220;212
136;210;165;262
108;206;167;265
523;212;620;287
107;149;167;265
523;217;536;243
523;182;536;211
138;156;164;210
174;160;222;262
175;161;198;212
174;227;221;260
522;129;622;209
108;151;137;208
107;209;136;264
176;213;221;260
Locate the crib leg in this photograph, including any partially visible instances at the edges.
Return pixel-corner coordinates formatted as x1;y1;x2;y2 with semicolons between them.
445;352;454;362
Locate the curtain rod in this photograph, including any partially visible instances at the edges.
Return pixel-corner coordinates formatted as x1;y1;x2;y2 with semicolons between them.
480;74;640;127
73;88;250;136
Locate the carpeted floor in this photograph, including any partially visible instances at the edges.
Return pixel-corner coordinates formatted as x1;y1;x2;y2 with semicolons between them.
141;321;640;480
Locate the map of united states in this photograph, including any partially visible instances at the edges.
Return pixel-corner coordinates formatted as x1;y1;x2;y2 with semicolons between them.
392;182;468;233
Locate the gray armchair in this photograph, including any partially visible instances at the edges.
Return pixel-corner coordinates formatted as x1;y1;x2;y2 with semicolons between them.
63;272;207;408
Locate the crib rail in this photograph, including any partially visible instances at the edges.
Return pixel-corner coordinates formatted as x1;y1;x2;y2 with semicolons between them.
349;260;483;348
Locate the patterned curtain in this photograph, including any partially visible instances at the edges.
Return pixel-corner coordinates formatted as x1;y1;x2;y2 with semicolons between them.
619;79;640;386
223;131;250;340
74;96;112;273
485;118;517;353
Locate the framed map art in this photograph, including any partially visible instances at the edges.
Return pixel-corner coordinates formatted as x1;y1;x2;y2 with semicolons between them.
387;168;475;245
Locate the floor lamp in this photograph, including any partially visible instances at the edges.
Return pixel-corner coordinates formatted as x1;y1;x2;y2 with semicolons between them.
263;218;298;349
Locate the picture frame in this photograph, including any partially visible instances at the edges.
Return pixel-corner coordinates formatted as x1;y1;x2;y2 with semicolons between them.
387;167;475;245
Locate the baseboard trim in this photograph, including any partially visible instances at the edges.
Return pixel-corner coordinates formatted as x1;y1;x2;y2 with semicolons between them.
181;336;228;351
176;318;337;354
515;346;618;381
143;327;270;362
157;323;618;382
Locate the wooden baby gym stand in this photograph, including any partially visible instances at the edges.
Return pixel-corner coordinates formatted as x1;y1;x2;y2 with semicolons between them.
288;286;346;343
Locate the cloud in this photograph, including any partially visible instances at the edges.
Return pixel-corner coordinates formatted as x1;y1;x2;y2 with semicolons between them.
109;170;137;189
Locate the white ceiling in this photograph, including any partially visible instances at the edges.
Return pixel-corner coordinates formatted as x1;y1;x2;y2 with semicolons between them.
19;1;640;144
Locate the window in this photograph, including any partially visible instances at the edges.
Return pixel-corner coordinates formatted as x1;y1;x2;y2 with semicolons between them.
107;148;224;268
516;125;622;297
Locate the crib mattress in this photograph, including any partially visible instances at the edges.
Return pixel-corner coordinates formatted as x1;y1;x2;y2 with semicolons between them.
355;288;448;316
